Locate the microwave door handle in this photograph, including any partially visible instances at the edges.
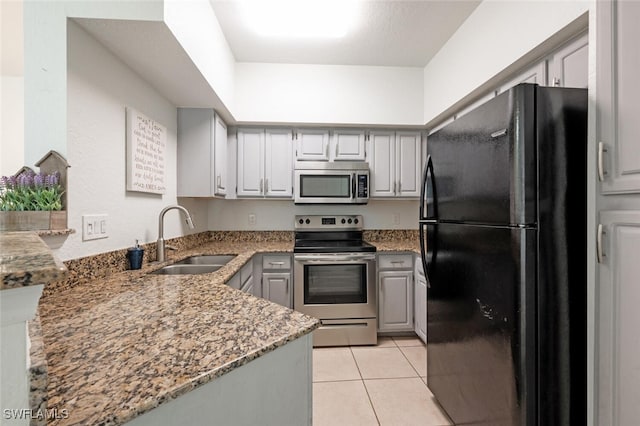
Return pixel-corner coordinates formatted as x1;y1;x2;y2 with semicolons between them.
352;173;356;199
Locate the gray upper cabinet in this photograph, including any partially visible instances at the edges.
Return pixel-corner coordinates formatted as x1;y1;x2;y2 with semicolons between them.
548;33;588;89
370;131;422;198
295;129;330;161
236;128;265;197
177;108;228;197
331;129;366;161
498;61;547;94
597;0;640;194
237;128;293;198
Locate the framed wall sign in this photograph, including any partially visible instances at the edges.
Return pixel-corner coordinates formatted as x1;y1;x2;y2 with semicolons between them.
126;107;166;194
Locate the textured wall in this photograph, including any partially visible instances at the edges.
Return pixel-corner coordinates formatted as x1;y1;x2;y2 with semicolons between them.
57;21;208;261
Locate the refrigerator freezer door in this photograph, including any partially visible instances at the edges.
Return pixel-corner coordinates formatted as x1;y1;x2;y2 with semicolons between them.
423;222;536;426
426;84;536;226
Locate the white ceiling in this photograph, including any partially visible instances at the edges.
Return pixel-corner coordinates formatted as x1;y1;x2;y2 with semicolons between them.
210;0;482;67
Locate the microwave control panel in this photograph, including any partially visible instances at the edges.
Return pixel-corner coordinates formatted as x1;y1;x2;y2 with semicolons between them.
357;174;369;199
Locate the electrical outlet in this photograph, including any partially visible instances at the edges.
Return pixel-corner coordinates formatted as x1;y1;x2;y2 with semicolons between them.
248;213;257;226
392;213;400;225
83;214;109;241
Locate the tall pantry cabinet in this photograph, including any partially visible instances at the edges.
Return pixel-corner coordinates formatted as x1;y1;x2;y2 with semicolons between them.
595;1;640;425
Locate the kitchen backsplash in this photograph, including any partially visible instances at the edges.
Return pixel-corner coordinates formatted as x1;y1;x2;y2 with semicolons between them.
44;229;417;296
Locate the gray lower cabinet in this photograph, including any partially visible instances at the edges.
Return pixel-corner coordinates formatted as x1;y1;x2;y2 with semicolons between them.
228;260;254;295
378;254;414;333
414;256;427;344
597;210;640;425
261;254;293;309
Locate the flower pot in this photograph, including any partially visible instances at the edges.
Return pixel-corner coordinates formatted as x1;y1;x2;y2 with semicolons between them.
0;211;67;231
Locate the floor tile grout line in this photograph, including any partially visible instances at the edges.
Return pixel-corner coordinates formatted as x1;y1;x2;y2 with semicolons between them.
397;345;425;380
312;378;366;384
350;346;381;425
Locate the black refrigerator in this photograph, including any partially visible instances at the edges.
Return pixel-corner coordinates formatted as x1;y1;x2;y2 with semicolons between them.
418;83;586;426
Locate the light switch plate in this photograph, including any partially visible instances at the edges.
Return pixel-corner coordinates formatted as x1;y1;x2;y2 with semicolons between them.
83;214;109;241
248;213;257;225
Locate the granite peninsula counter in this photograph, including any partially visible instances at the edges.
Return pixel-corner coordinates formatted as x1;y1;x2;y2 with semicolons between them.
35;232;420;425
37;241;319;426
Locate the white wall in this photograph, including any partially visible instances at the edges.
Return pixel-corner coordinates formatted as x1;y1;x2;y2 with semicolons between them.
0;77;24;176
235;63;424;126
164;0;236;113
59;21;208;261
0;0;24;176
23;0;164;166
423;0;589;125
207;199;418;231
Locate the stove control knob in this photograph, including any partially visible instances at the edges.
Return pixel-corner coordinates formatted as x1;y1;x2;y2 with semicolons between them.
348;218;353;224
354;218;359;224
305;218;311;225
298;219;304;224
341;218;346;224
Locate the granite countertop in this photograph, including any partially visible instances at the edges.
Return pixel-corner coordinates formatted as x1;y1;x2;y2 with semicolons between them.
0;232;67;290
37;233;420;425
38;241;319;426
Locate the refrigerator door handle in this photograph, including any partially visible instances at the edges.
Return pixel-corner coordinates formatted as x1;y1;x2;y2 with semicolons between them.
419;222;437;286
419;155;437;221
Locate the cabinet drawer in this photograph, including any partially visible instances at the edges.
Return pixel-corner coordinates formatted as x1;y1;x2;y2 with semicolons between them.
262;254;291;270
378;254;413;270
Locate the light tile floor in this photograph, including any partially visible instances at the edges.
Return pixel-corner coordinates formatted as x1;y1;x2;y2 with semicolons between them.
312;336;453;426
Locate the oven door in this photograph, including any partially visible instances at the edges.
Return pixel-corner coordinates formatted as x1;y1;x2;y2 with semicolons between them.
293;253;376;319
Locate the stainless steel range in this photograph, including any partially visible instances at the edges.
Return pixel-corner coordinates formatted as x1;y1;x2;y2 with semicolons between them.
293;215;377;347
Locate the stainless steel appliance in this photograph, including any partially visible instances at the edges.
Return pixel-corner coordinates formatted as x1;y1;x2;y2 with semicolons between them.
419;83;587;425
294;162;369;204
293;215;377;346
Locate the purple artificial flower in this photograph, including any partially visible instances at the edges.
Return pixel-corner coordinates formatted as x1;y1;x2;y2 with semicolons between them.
34;173;45;188
17;173;32;188
48;172;60;187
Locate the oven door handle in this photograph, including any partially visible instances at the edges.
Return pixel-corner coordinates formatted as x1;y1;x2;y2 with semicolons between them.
295;254;375;262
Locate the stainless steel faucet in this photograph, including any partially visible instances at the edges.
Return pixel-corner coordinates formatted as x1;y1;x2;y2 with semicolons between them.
157;205;195;262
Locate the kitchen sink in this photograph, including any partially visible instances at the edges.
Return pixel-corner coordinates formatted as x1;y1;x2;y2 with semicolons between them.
150;264;224;275
174;255;237;265
150;254;237;275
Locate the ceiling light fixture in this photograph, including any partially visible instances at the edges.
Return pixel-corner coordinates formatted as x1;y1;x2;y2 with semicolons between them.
240;0;360;39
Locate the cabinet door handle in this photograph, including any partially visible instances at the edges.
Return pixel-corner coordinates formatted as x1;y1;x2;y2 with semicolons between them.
398;181;401;193
597;223;605;263
265;178;269;193
391;260;405;265
260;178;264;194
335;143;339;158
598;141;608;182
393;182;397;194
325;142;329;159
269;261;285;266
217;175;221;189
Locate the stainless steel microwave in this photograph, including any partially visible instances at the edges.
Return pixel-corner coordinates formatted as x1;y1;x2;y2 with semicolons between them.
294;161;369;204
